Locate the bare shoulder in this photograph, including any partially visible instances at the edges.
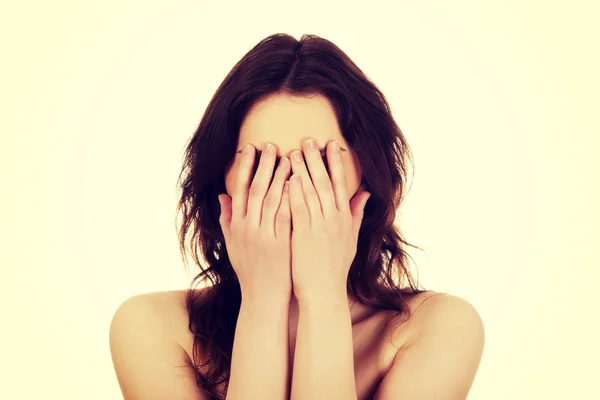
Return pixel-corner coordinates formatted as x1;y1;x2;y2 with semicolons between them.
386;291;484;350
124;289;191;338
109;289;206;400
409;291;484;334
374;292;485;399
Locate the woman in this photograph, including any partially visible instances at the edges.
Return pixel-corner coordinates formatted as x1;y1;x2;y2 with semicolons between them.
109;33;485;400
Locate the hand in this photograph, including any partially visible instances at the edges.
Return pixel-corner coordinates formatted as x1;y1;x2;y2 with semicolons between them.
288;138;371;301
218;142;293;302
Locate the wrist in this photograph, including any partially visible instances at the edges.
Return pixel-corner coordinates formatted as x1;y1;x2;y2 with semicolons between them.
295;286;348;308
241;288;292;308
238;295;291;331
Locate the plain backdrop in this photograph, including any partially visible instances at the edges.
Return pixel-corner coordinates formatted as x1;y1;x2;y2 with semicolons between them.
1;0;598;399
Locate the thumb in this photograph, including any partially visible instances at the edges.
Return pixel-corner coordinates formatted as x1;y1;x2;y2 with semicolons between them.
350;191;371;238
218;194;232;238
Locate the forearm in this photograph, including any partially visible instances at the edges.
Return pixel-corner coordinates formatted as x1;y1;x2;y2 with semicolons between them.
291;291;358;400
226;294;291;400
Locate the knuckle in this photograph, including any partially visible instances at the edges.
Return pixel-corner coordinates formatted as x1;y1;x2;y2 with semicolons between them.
342;214;352;227
256;230;274;245
291;203;305;214
249;183;266;197
230;218;246;233
229;222;240;236
277;208;290;221
263;193;279;208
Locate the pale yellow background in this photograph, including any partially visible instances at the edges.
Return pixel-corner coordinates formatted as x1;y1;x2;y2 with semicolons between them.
1;1;598;399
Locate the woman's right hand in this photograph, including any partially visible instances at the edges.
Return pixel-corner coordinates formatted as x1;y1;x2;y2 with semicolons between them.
217;142;293;302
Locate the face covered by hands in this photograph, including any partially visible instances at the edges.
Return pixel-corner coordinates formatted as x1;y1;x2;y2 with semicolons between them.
222;93;369;303
287;137;371;302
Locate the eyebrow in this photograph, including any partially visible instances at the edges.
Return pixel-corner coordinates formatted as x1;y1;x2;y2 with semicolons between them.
235;145;347;156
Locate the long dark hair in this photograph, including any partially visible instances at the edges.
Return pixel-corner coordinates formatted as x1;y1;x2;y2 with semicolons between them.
175;33;427;399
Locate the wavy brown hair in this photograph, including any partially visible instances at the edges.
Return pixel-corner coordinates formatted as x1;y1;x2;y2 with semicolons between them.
175;33;428;399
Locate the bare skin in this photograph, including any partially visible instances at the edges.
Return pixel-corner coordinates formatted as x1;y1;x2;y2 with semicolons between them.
114;288;441;400
109;93;484;399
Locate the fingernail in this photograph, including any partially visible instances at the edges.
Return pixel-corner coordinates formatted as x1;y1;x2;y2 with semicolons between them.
293;151;302;162
243;143;252;155
291;174;300;184
332;141;340;152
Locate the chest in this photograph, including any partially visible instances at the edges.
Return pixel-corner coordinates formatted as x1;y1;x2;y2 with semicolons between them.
187;311;412;400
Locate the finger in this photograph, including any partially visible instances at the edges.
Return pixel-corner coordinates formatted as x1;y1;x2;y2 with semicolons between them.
288;174;310;231
350;190;371;238
261;155;291;229
246;142;278;228
232;143;256;221
275;180;291;240
301;138;337;218
218;194;232;241
290;149;321;223
327;140;351;213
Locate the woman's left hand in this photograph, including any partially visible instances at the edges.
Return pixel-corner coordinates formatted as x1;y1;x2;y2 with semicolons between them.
288;138;371;302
